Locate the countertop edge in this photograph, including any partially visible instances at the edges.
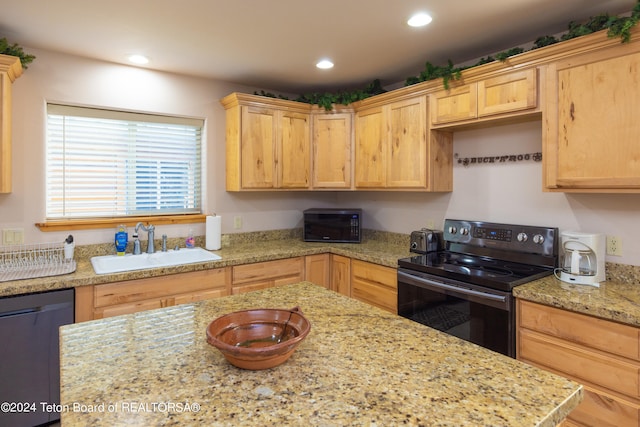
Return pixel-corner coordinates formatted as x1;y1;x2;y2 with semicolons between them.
513;275;640;328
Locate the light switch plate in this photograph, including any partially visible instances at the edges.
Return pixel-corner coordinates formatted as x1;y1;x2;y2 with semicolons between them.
2;228;24;245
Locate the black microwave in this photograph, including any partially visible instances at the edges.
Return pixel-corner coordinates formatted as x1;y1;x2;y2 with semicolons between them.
303;208;362;243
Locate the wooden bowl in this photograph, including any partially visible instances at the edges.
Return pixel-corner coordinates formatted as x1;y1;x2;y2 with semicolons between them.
206;307;310;370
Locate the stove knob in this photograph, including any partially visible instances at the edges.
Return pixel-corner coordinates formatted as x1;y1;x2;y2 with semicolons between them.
448;226;457;234
460;227;469;236
533;234;545;244
517;232;528;242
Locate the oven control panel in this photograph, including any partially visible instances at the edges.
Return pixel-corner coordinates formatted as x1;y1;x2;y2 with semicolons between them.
444;219;558;257
473;227;512;241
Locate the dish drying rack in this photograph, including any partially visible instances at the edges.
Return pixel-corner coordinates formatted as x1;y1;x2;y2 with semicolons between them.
0;241;76;282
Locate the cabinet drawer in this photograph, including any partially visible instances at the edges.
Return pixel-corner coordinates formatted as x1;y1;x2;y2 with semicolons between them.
95;299;166;319
95;268;229;307
173;288;228;305
232;257;303;284
351;279;397;313
519;329;640;399
567;386;640;427
351;260;396;289
519;300;640;361
351;260;397;313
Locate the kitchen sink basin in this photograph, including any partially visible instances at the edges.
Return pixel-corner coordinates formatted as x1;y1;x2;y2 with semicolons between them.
91;247;222;275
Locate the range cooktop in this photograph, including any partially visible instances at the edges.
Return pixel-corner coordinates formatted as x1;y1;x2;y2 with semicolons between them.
398;252;554;292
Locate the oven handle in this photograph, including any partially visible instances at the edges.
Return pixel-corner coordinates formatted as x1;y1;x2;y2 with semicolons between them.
397;270;507;303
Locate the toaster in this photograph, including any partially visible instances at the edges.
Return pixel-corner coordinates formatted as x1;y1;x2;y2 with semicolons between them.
410;228;443;254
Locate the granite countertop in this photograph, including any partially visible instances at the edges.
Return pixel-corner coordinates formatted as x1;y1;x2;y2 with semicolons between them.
59;282;582;426
0;234;413;298
513;275;640;327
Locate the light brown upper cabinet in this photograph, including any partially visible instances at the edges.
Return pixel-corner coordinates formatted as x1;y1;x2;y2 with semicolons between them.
222;29;640;194
543;36;640;192
0;54;23;194
312;110;353;189
355;95;452;191
221;93;311;191
430;68;538;126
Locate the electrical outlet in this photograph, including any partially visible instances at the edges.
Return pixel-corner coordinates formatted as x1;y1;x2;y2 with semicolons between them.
233;216;242;229
606;235;623;256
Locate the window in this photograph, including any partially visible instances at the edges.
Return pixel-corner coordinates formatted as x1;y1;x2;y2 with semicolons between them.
46;104;203;219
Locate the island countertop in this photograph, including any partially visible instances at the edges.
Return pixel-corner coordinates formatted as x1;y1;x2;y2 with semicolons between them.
60;282;582;426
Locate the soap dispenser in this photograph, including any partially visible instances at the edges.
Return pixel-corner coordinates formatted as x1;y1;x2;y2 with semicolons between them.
115;224;128;255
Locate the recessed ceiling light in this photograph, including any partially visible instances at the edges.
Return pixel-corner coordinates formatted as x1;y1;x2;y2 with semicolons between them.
407;12;433;27
316;59;334;69
128;54;149;65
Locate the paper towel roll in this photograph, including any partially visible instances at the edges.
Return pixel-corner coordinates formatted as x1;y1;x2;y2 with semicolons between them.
206;215;221;250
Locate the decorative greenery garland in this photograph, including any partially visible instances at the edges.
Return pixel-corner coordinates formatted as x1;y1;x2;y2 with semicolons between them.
259;1;640;110
0;37;35;69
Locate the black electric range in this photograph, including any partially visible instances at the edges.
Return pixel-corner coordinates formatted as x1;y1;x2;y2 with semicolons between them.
398;219;559;292
397;219;559;358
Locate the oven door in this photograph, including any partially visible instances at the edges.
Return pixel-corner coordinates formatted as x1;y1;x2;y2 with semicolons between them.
397;268;515;358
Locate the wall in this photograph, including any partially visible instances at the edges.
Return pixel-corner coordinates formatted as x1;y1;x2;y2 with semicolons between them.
339;121;640;266
2;48;338;247
2;48;640;266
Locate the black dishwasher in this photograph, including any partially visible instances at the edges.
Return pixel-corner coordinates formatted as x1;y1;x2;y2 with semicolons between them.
0;288;74;427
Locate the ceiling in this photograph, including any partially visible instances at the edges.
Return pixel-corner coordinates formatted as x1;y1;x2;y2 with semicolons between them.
0;0;635;94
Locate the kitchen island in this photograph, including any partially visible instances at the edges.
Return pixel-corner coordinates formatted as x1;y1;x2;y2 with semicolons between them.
60;282;581;426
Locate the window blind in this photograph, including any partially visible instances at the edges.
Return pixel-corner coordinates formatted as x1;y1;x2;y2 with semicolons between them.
46;104;203;219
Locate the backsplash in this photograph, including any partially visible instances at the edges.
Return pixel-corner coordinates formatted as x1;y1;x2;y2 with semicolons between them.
605;262;640;285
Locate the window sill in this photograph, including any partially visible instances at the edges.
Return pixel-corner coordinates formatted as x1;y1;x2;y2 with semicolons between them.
35;214;207;232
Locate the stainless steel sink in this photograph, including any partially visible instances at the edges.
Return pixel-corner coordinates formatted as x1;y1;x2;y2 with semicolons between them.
91;247;222;275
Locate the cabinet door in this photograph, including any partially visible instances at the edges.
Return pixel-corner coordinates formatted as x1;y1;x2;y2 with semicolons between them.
330;254;351;296
387;96;427;188
477;68;537;117
430;83;477;125
0;55;22;194
354;106;386;188
279;111;310;188
241;106;276;188
305;254;330;289
312;113;352;188
544;44;640;190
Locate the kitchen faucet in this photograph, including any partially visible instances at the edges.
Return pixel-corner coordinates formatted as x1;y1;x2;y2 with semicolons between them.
135;222;155;254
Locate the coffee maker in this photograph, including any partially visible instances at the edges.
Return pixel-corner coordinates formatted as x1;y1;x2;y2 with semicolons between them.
559;231;605;287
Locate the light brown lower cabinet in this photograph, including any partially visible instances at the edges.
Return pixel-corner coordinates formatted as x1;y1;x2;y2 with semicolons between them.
75;255;399;322
231;257;304;294
75;268;231;321
517;299;640;427
351;259;397;313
